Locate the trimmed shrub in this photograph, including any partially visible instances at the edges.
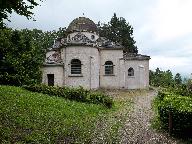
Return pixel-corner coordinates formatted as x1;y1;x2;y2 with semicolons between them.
23;84;113;108
154;90;192;137
168;84;192;97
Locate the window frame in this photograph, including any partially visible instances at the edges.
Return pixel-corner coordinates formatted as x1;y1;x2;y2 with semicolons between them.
104;61;114;75
128;67;134;76
91;35;95;40
70;59;82;75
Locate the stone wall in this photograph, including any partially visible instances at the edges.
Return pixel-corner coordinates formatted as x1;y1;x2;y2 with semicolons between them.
99;49;123;88
63;46;100;89
124;60;149;89
42;65;64;86
42;46;150;90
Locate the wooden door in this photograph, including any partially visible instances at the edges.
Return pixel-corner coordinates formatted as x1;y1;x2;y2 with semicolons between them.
47;74;54;86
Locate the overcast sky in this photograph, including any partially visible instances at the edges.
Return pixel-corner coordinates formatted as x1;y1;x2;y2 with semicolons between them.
6;0;192;78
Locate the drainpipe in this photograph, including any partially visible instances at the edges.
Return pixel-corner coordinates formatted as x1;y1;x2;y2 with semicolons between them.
98;48;101;88
64;47;67;86
139;65;144;89
124;60;126;89
118;58;121;89
90;56;93;89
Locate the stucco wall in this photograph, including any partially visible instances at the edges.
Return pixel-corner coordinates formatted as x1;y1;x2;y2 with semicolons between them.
42;65;64;86
124;60;149;89
43;46;149;90
100;49;124;88
62;46;100;89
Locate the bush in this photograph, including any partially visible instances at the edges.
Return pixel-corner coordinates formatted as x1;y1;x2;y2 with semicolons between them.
154;90;192;137
23;84;113;108
168;84;192;97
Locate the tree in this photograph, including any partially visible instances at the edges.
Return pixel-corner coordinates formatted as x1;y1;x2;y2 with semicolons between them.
98;13;138;53
174;73;182;85
149;68;174;87
0;0;40;28
153;68;163;86
0;29;43;85
163;70;174;87
0;28;67;85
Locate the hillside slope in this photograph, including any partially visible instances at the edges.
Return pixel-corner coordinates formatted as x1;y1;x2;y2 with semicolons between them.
0;85;109;143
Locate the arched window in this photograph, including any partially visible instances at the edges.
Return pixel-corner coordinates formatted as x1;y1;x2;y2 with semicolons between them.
128;67;134;76
105;61;113;75
71;59;81;74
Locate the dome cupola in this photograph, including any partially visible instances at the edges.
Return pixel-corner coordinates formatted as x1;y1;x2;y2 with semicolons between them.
67;17;98;33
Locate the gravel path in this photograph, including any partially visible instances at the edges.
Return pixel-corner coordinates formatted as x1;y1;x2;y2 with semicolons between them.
119;89;179;144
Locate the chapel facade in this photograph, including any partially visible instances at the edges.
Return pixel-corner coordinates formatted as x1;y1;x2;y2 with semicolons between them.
42;17;150;89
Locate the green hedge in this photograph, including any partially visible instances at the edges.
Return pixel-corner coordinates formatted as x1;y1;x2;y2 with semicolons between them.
167;84;192;97
23;84;113;108
154;90;192;137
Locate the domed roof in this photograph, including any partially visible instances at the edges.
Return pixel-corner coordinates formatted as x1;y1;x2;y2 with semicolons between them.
67;17;98;33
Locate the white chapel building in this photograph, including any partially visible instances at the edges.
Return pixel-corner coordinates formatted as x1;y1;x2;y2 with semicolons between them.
42;17;150;89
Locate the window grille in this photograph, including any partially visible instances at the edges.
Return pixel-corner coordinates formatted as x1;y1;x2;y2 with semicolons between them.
71;59;81;74
105;61;113;75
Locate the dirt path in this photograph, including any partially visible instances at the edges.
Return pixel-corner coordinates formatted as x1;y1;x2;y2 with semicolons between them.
118;89;179;144
92;89;182;144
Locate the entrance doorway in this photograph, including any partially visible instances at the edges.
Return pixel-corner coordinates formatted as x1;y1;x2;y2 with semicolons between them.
47;74;54;86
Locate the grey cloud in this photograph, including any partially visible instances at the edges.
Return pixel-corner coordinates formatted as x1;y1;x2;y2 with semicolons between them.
5;0;192;77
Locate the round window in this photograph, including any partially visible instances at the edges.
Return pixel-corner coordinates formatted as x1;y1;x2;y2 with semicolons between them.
91;35;95;39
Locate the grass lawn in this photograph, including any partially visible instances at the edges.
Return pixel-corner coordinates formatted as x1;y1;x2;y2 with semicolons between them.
0;85;113;143
0;85;133;143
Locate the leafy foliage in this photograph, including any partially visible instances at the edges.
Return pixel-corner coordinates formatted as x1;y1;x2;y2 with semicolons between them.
0;29;43;85
98;13;138;53
150;68;174;87
169;80;192;96
153;90;192;137
150;68;192;97
0;28;66;86
0;0;41;28
174;73;182;85
152;69;192;138
23;84;113;108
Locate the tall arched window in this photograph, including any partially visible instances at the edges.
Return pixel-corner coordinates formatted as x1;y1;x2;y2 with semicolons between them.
105;61;113;75
128;67;134;76
71;59;81;74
